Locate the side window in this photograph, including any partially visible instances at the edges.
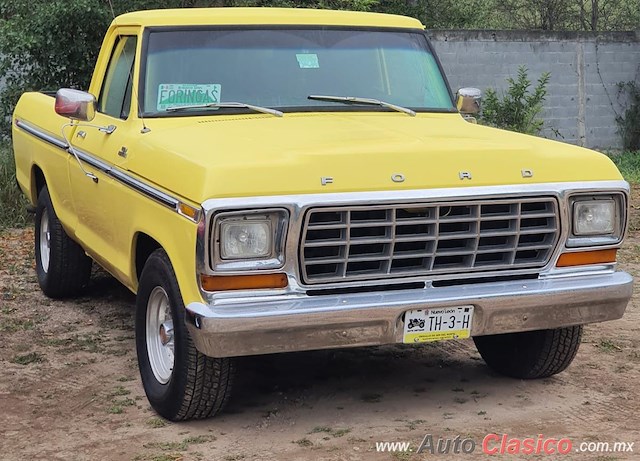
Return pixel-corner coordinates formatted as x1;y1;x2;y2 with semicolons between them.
98;36;137;119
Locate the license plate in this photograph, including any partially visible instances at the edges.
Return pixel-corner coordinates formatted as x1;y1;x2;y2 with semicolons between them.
403;306;474;343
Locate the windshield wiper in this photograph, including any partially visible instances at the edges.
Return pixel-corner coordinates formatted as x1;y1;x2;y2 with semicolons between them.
308;95;416;116
166;102;283;117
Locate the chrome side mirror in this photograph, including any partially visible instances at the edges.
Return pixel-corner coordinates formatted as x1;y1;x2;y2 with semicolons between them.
55;88;96;122
456;87;482;116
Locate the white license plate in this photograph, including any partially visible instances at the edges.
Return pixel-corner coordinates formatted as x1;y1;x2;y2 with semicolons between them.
403;306;474;343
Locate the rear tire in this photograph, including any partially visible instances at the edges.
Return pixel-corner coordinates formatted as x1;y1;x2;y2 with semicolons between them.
474;326;583;379
35;186;92;298
136;249;235;421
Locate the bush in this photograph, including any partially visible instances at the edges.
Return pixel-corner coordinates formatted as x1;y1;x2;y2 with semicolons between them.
615;81;640;151
480;66;551;135
608;150;640;184
0;143;30;229
0;0;114;138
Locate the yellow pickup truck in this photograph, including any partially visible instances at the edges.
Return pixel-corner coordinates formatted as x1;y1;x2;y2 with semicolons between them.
12;7;632;421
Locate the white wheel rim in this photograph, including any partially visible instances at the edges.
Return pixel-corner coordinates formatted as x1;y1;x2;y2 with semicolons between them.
146;287;175;384
39;209;50;273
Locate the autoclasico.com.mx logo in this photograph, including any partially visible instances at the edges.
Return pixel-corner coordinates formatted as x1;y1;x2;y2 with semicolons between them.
375;434;635;456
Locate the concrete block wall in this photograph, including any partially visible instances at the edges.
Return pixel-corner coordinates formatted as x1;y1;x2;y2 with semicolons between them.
428;30;640;149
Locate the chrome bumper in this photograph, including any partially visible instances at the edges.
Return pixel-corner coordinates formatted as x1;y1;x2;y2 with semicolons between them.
185;271;633;358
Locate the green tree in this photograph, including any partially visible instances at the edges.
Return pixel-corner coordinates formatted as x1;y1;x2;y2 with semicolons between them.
481;66;551;135
492;0;640;30
0;1;108;132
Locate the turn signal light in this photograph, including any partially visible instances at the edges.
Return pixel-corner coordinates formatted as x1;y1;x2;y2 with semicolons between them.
556;249;617;267
200;273;288;291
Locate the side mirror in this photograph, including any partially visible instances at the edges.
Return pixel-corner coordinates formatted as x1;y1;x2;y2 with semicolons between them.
456;87;482;116
55;88;96;122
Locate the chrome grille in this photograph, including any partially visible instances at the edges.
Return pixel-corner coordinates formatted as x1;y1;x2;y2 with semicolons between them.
300;198;560;284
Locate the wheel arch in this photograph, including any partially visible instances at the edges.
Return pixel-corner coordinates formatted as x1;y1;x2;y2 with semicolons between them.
134;232;163;287
31;164;46;205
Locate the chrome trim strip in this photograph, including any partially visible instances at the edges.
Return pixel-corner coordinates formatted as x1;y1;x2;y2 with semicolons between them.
201;181;629;210
15;119;68;150
108;168;179;210
186;270;633;357
15;119;183;216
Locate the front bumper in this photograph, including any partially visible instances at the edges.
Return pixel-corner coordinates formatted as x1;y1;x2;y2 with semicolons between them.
185;271;633;358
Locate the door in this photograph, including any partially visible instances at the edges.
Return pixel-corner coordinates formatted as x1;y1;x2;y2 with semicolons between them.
67;35;138;277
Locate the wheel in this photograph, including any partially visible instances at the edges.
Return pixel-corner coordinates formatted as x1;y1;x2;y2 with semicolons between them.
35;185;92;298
473;326;583;379
135;249;235;421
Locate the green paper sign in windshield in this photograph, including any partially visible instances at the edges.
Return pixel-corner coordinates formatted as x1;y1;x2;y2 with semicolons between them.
157;84;221;110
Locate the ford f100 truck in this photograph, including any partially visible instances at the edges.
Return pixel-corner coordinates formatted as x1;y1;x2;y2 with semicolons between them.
12;8;632;421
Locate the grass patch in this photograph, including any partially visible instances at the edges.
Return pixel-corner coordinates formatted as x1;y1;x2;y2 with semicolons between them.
113;397;136;407
144;435;215;451
331;428;351;438
108;386;131;397
107;396;135;415
293;438;313;447
309;426;333;434
392;452;413;461
596;339;623;353
607;150;640;183
11;351;45;365
0;143;30;230
309;426;351;438
42;333;104;353
133;454;183;461
146;417;168;428
107;404;124;414
0;317;35;333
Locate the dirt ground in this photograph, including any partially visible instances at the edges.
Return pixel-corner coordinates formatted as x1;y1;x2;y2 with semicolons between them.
1;189;639;461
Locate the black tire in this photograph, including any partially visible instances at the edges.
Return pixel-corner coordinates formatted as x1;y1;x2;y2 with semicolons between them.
136;249;235;421
35;186;92;298
473;326;583;379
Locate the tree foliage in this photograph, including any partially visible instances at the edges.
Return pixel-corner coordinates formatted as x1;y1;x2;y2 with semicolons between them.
492;0;640;31
0;0;637;138
481;66;551;135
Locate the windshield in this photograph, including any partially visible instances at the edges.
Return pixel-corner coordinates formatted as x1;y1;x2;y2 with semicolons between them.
142;27;454;116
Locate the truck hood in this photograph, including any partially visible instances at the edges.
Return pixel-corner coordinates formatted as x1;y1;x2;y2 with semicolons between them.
127;112;623;203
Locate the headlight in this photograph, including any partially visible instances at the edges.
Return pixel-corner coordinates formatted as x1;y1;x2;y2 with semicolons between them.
574;200;615;235
220;219;271;259
211;209;288;270
568;194;625;247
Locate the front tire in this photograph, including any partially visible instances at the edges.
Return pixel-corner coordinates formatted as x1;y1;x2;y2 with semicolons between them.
136;249;235;421
474;326;583;379
35;186;92;298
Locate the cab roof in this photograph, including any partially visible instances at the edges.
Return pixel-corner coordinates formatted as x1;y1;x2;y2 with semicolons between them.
113;7;425;29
